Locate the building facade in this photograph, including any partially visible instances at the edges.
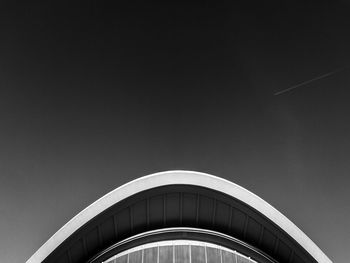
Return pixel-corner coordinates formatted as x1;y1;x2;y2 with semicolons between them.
27;171;332;263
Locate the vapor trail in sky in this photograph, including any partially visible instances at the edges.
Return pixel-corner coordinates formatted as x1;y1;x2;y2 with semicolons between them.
274;68;343;96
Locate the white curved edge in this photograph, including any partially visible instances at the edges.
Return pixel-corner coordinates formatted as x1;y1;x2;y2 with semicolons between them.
26;170;332;263
105;238;258;263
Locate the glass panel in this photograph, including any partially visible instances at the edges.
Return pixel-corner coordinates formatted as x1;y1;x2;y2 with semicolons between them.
115;255;128;263
129;250;142;263
144;247;158;263
175;245;190;263
236;254;250;263
159;245;173;263
191;245;205;263
222;250;235;263
207;247;220;263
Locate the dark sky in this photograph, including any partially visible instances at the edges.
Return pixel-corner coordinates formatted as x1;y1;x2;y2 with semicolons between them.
0;1;349;262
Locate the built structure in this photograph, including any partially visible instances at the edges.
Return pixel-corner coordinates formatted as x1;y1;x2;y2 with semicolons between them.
27;171;332;263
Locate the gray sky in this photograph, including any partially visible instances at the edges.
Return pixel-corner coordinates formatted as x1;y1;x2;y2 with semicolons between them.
0;1;349;262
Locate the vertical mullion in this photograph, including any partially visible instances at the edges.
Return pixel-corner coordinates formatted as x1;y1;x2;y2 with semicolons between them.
173;243;175;263
141;247;144;263
157;244;160;263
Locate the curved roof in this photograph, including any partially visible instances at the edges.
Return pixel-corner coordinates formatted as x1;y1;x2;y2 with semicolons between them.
26;170;332;263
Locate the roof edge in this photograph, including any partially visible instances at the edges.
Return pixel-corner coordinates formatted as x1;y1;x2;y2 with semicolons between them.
26;170;332;263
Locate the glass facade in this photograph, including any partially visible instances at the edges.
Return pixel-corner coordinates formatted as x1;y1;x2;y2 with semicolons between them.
104;240;258;263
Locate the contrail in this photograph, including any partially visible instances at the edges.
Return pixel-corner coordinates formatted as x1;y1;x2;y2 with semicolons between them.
274;68;343;96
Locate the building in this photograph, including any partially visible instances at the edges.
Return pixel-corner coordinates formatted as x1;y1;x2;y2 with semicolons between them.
27;171;332;263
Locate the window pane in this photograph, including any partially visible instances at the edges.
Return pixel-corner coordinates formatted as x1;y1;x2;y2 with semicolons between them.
159;245;173;263
222;250;235;263
207;247;220;263
191;245;205;263
175;245;190;263
129;250;142;263
115;255;128;263
144;247;158;263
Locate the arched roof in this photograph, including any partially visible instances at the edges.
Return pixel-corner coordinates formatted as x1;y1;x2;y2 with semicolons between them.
26;170;332;263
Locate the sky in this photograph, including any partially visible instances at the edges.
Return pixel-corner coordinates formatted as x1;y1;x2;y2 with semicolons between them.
0;1;349;262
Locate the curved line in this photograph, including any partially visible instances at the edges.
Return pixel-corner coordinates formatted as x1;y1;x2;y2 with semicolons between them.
26;170;332;263
89;227;277;263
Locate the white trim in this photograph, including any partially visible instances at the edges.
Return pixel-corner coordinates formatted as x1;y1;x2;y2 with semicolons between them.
90;226;274;263
103;239;258;263
26;170;332;263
